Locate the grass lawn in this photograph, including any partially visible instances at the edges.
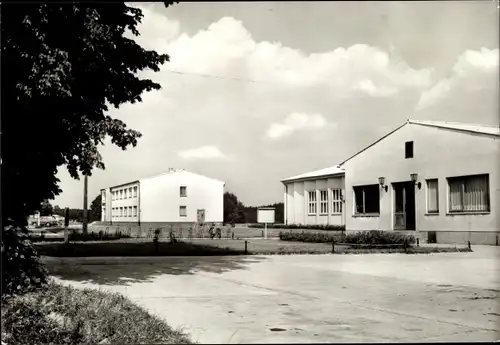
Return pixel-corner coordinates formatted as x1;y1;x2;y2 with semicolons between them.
34;241;246;257
35;238;471;257
1;282;191;345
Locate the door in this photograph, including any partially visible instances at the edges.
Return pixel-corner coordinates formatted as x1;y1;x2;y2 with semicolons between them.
394;183;406;230
197;209;205;223
393;182;416;230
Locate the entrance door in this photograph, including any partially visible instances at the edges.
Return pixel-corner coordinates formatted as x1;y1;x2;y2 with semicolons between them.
393;182;416;230
197;209;205;223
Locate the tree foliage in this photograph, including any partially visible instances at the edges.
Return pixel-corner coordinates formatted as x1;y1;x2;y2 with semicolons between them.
1;2;176;297
39;200;54;216
90;194;102;222
2;3;174;225
223;192;246;224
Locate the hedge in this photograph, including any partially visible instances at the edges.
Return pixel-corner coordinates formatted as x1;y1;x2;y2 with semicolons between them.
279;230;416;246
248;223;345;231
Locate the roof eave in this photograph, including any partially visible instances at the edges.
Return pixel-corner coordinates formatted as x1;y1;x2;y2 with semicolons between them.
281;172;345;184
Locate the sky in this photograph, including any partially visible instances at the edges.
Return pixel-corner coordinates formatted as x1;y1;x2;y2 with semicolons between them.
53;1;499;208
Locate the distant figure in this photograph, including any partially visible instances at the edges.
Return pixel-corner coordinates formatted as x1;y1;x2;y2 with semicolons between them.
208;224;215;239
216;227;221;239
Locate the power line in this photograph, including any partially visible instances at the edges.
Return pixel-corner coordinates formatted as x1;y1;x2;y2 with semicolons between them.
163;69;287;85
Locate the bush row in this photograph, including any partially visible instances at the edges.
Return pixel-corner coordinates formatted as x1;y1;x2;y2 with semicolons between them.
279;230;416;246
68;231;131;241
248;223;345;231
278;231;340;243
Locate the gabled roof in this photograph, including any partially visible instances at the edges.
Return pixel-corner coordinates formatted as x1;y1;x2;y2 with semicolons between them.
281;165;345;183
338;119;499;167
408;119;500;136
107;169;224;189
139;169;225;185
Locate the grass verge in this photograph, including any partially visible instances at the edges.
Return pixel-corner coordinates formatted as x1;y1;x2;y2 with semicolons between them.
1;282;191;345
34;239;472;257
34;241;245;257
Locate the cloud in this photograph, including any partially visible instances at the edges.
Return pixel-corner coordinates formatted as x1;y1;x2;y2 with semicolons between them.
353;79;399;97
266;112;330;140
416;48;499;111
53;6;498;209
178;145;227;160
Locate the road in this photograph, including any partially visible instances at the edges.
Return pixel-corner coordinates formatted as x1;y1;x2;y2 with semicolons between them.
45;245;500;343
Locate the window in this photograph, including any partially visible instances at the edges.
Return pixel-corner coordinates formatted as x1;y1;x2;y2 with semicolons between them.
133;186;137;198
112;191;115;200
308;191;317;215
353;185;380;215
405;141;413;159
319;190;328;214
332;189;343;214
129;188;132;198
120;190;123;199
133;206;137;217
120;207;123;217
128;206;132;217
179;206;187;217
180;186;187;197
448;174;490;213
426;179;439;214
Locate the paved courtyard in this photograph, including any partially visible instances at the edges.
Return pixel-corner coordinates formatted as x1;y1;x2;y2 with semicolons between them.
45;246;500;343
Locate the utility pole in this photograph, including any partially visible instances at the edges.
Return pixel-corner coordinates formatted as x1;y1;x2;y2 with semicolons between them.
82;174;88;235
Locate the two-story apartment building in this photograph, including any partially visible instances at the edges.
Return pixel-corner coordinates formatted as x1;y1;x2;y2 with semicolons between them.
101;169;225;230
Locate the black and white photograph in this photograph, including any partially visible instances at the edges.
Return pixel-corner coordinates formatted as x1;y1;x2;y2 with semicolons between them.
1;1;499;344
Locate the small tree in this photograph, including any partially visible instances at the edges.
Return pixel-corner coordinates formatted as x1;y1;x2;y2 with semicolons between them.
90;194;102;222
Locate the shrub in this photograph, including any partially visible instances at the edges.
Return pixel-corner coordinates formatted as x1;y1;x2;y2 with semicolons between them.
1;282;192;344
249;223;345;231
68;230;130;242
279;230;416;247
2;222;48;298
343;230;416;247
279;231;341;243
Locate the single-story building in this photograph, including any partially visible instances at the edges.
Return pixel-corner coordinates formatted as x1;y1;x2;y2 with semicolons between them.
281;166;345;226
281;119;499;244
100;169;224;233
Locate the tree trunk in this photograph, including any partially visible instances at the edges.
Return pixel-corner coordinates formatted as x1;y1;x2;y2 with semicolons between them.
82;174;88;236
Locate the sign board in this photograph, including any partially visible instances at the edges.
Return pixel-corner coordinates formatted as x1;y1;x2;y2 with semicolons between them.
257;208;275;224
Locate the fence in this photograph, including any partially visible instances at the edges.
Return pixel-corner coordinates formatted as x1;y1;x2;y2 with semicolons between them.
87;224;235;240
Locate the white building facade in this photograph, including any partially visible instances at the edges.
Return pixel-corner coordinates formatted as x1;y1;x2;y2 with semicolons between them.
282;120;500;244
101;169;224;226
282;166;345;227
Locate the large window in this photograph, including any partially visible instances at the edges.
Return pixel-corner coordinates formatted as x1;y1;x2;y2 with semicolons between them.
180;186;187;197
120;207;123;217
448;174;490;213
133;186;137;198
426;179;439;214
179;206;187;217
133;206;138;217
120;190;123;200
319;190;328;214
308;191;317;215
332;189;342;214
353;185;380;215
129;187;133;198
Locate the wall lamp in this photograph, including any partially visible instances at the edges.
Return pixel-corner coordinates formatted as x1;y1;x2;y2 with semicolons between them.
410;173;422;190
378;177;388;192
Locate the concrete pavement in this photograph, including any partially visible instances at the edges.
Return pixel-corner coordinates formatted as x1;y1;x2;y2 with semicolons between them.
46;245;500;343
